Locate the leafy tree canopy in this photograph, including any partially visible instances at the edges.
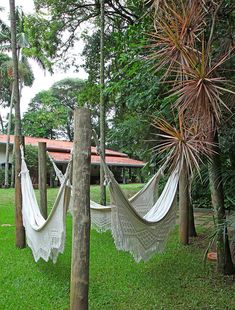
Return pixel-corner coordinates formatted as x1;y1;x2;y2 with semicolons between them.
22;78;86;140
0;53;12;107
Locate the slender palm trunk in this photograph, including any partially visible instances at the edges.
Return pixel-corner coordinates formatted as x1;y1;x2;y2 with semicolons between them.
99;0;106;205
4;84;14;187
9;0;25;248
5;81;23;188
179;160;189;245
5;48;23;187
188;173;197;237
208;132;234;275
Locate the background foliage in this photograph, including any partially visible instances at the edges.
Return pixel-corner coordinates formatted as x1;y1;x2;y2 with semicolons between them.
1;1;234;205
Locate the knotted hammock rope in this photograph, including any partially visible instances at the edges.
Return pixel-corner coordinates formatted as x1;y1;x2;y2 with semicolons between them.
20;146;70;263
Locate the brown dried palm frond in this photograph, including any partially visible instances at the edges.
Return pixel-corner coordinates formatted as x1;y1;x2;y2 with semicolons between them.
151;117;216;175
147;1;205;79
171;44;235;129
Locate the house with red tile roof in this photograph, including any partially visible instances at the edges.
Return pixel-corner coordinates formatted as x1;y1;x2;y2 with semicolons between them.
0;134;145;184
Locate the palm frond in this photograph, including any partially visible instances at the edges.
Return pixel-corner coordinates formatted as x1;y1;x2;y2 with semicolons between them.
151;117;216;175
171;45;235;129
147;1;205;79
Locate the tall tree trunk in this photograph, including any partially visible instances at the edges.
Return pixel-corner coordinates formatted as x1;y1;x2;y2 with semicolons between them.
179;160;189;245
11;142;15;187
188;201;197;237
4;84;14;188
99;0;106;205
67;110;73;141
0;113;4;132
188;173;197;237
6;80;23;188
208;132;235;275
9;0;25;248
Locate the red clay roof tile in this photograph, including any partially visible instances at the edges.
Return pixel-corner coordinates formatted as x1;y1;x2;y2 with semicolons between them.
0;134;145;167
48;152;145;167
0;134;127;156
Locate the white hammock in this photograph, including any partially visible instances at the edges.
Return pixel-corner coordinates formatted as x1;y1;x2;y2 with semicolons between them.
20;147;70;263
21;138;179;264
50;151;179;262
49;155;112;231
49;154;164;233
101;159;180;262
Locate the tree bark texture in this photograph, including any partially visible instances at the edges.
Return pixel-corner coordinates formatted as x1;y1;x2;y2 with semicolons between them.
99;0;106;205
9;0;25;248
208;132;235;275
38;142;47;219
179;160;189;245
70;108;91;310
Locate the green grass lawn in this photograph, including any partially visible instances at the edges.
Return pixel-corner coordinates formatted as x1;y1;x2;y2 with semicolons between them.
0;185;234;310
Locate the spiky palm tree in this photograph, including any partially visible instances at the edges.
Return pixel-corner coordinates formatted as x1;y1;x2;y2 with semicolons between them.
148;0;235;274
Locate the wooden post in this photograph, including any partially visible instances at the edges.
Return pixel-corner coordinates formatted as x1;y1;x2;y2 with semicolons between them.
179;160;189;245
38;142;47;219
70;108;91;310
